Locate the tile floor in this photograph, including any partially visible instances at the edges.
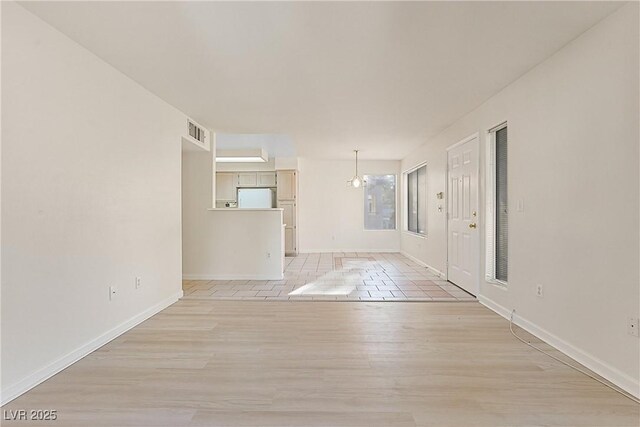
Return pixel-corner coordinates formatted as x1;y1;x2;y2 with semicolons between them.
183;252;475;302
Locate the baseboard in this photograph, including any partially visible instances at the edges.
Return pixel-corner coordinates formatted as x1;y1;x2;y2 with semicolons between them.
0;291;183;406
183;274;284;281
478;295;640;399
400;251;445;278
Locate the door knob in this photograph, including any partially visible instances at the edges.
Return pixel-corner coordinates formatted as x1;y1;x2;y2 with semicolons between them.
469;223;477;229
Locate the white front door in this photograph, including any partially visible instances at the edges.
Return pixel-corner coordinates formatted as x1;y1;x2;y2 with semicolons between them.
447;135;479;295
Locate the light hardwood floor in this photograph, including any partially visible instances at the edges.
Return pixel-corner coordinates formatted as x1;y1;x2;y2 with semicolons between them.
2;301;638;426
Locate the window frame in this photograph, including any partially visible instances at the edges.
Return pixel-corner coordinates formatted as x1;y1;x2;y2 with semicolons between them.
486;122;508;287
402;162;428;237
362;174;398;231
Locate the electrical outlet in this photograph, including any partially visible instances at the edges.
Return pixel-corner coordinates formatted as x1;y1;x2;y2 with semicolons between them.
135;277;141;289
628;317;639;337
536;284;544;298
109;286;117;300
266;252;271;259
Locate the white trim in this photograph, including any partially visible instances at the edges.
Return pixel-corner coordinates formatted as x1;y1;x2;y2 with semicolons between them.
446;132;479;151
402;230;426;239
479;295;640;399
487;120;508;134
0;291;183;406
485;121;508;284
183;274;284;281
400;251;446;278
486;277;508;288
402;162;428;236
485;128;497;282
401;160;428;176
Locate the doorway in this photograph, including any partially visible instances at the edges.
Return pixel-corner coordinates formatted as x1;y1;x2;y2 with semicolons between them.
447;134;480;296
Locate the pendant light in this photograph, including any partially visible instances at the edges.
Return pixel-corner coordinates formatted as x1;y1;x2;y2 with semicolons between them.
347;150;365;188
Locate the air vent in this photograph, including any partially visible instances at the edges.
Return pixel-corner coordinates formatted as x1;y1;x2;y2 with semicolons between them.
182;118;211;152
188;119;207;144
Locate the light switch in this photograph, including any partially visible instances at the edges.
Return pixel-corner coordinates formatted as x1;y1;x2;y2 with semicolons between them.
516;199;525;212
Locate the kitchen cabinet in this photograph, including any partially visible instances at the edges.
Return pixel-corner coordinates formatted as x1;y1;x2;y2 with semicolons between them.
277;170;298;255
279;200;296;255
216;173;237;201
257;172;277;187
284;228;295;256
217;170;277;201
237;172;257;187
234;171;277;188
276;170;296;200
281;200;296;226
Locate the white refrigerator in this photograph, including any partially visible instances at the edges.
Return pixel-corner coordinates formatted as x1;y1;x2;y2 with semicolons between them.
237;188;275;208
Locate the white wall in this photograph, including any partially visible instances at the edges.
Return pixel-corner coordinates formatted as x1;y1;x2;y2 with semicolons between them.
1;2;185;403
182;152;284;280
400;4;639;395
298;158;401;253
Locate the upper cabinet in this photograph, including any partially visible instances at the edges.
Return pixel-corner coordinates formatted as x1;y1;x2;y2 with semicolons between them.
216;171;279;201
257;172;277;187
216;173;237;201
236;171;276;188
237;172;258;187
277;170;296;200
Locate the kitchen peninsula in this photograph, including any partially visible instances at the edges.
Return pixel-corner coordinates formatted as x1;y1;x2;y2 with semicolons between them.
181;150;290;281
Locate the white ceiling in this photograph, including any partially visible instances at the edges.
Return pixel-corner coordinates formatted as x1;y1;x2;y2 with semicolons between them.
21;1;622;159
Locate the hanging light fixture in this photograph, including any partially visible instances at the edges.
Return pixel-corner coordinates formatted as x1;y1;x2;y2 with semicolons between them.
347;149;365;188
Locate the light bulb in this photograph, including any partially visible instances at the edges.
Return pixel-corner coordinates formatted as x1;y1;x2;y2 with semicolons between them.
352;177;361;188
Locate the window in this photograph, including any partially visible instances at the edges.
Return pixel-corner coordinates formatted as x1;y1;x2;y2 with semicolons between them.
363;175;396;230
486;124;508;283
405;164;427;235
